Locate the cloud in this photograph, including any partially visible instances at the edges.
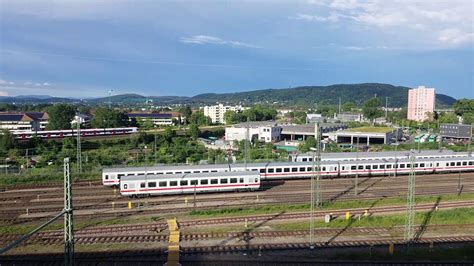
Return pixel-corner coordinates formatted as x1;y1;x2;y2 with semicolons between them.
180;35;262;48
0;91;8;96
300;0;474;47
0;79;7;85
43;82;51;86
438;29;474;45
292;13;340;22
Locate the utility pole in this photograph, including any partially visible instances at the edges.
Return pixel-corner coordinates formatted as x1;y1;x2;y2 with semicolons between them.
63;158;74;265
154;132;157;164
338;97;341;115
244;118;250;170
108;89;113;109
404;151;416;246
354;136;359;196
25;148;28;172
76;121;81;174
309;123;322;250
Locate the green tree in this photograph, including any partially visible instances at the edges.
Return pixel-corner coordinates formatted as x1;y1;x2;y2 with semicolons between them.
362;98;383;122
0;129;16;153
179;105;192;124
453;99;474;116
189;123;200;140
91;107;129;128
189;110;211;126
47;104;76;130
463;113;474;124
342;102;357;112
298;136;317;153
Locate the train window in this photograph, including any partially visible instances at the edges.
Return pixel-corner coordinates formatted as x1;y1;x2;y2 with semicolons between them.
463;162;467;166
321;167;325;171
456;162;461;166
211;179;218;184
211;170;218;172
387;165;391;169
156;172;163;175
284;168;290;173
180;180;188;186
201;179;208;185
203;170;209;173
105;175;109;180
137;173;145;176
260;169;266;173
170;181;178;187
123;184;128;189
351;166;356;170
307;167;312;171
268;168;274;173
140;182;146;188
414;164;418;168
420;163;425;167
190;180;198;185
185;171;191;174
159;181;167;187
380;165;385;169
118;174;124;179
255;178;259;183
300;167;306;172
400;164;405;168
450;162;455;166
309;158;313;162
239;178;244;183
373;165;378;169
469;161;474;165
292;167;298;172
148;182;157;188
193;171;200;173
365;165;370;170
251;169;258;172
230;178;237;183
358;165;363;170
175;172;182;174
302;158;307;162
436;163;439;167
166;172;173;175
276;168;282;173
221;179;228;184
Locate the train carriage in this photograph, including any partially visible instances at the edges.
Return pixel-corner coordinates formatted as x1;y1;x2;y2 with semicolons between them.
103;153;474;189
120;171;260;197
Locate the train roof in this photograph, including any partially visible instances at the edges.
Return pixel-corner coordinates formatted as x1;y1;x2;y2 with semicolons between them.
104;155;474;174
121;170;260;181
292;149;464;159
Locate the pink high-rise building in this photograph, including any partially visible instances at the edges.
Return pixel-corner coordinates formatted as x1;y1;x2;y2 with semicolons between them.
407;86;436;121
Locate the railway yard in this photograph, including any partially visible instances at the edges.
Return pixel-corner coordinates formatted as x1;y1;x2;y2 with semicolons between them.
1;171;474;264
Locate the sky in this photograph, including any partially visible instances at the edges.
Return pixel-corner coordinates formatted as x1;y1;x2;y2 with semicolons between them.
0;0;473;99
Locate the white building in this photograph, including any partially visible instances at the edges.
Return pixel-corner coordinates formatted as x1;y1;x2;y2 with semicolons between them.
127;113;173;126
0;112;49;131
71;113;91;127
225;121;282;143
203;104;245;124
407;86;436;122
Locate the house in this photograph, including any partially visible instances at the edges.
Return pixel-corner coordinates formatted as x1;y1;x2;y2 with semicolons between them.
126;113;173;126
0;112;49;131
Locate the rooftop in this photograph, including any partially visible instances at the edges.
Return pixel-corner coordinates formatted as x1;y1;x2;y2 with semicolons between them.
344;127;394;133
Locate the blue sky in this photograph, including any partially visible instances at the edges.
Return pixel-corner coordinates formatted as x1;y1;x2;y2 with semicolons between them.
0;0;473;99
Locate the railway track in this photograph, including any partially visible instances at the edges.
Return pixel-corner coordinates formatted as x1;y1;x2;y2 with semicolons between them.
1;183;472;222
1;224;473;247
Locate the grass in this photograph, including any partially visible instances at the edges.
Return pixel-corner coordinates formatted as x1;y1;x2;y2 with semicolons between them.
189;192;474;218
345;126;394;133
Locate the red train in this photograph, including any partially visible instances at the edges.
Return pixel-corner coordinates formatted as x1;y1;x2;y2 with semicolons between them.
12;127;138;140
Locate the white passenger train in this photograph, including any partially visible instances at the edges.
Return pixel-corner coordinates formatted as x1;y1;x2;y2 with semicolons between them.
288;150;468;163
13;127;138;140
120;171;260;197
103;152;474;188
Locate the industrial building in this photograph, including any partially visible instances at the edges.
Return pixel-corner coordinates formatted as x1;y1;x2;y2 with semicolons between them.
225;121;282;143
335;127;401;146
126;113;173;126
440;124;472;140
